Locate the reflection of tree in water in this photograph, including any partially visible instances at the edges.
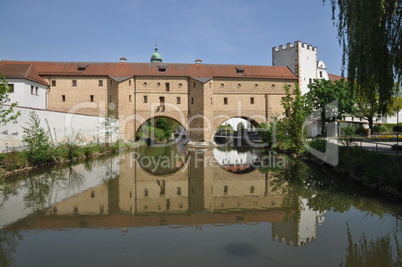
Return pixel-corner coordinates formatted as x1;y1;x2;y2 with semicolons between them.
0;230;22;267
269;158;388;216
340;224;402;267
23;165;84;211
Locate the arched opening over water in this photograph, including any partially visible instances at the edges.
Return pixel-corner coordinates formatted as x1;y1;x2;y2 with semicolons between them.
136;116;188;146
214;117;261;146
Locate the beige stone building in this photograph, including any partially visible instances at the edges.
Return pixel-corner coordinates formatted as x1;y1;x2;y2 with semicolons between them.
0;51;297;144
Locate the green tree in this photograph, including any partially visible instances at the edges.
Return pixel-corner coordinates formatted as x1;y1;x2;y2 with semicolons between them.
326;0;402;114
277;84;307;154
0;73;20;125
305;79;356;136
22;111;54;166
354;82;399;135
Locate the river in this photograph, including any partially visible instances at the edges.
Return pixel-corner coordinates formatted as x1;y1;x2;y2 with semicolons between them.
0;144;401;266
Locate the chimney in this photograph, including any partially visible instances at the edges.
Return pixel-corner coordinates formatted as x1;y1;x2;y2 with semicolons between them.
120;57;127;63
195;59;202;64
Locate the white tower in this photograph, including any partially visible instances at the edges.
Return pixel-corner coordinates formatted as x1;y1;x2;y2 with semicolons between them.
272;41;328;95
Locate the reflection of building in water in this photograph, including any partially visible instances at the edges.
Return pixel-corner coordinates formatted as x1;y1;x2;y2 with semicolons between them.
9;148;322;233
213;149;260;173
271;198;326;246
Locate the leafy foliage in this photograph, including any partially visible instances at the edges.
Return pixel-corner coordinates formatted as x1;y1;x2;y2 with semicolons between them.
276;84;308;154
0;73;20;125
22;111;54;166
305;79;356;136
326;0;402;114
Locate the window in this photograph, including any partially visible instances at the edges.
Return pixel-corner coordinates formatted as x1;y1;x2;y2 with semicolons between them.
90;95;94;102
309;78;312;84
250;186;255;194
224;185;228;195
144;188;148;197
129;80;132;86
159;97;165;107
250;97;254;104
109;95;112;103
176;97;181;104
158;65;167;72
165;82;170;91
143;95;148;103
236;67;244;73
31;86;34;94
191;97;194;104
193;82;196;88
62;95;66;102
72;80;77;87
8;84;14;93
129;95;132;102
320;71;323;78
35;87;38;95
51;80;56;86
177;187;181;196
99;80;103;86
224;97;228;105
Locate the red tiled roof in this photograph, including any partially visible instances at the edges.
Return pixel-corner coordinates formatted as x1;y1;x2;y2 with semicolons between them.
0;62;48;86
328;73;344;81
0;60;298;81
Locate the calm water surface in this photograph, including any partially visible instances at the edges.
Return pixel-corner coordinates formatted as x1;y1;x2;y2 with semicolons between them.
0;145;401;267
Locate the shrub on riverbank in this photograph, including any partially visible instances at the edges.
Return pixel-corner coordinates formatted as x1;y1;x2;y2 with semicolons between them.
308;139;402;191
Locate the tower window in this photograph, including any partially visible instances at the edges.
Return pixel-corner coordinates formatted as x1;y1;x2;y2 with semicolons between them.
165;82;170;91
99;80;103;86
62;95;66;102
191;97;194;104
129;95;132;102
72;80;77;87
224;97;228;105
51;80;56;86
250;97;254;104
90;95;94;102
176;97;181;104
319;71;323;78
143;95;148;103
31;86;34;94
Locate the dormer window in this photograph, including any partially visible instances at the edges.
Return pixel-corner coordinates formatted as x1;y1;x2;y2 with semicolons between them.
78;64;88;71
158;65;168;72
236;67;244;74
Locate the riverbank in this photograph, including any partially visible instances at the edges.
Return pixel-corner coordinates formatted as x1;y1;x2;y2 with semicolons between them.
306;139;402;200
0;141;145;178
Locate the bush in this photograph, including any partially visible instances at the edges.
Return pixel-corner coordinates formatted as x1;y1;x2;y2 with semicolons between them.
22;111;54;166
341;125;356;137
308;139;327;153
355;126;368;136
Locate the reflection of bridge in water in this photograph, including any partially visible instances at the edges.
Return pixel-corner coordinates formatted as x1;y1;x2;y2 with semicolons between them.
3;147;324;247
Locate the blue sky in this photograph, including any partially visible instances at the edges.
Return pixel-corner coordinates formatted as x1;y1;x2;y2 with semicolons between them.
0;0;343;75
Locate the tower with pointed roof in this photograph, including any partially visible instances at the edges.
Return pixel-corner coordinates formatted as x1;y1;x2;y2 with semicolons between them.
150;43;163;63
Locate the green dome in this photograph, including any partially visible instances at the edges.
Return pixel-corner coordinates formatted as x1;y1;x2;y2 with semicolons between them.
150;45;163;63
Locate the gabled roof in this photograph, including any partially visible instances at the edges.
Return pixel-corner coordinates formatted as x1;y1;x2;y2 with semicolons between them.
0;60;298;81
0;63;48;86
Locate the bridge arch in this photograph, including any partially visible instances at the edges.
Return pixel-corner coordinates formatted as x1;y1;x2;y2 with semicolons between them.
135;115;189;146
